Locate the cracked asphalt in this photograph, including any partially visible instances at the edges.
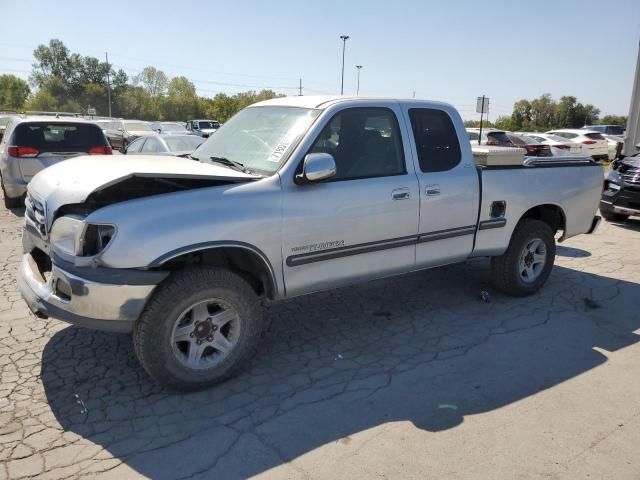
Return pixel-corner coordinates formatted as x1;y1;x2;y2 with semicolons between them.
1;197;640;480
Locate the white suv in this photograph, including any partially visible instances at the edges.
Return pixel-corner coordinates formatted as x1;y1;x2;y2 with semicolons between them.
545;129;608;161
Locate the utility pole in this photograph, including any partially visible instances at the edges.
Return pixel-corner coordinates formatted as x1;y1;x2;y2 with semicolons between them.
623;38;640;157
105;52;112;118
479;95;485;146
298;78;303;96
340;35;349;95
356;65;363;96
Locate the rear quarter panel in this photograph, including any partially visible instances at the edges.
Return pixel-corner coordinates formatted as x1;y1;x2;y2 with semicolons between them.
472;164;603;257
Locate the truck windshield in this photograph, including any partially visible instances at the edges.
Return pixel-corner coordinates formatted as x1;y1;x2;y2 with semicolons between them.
192;106;321;175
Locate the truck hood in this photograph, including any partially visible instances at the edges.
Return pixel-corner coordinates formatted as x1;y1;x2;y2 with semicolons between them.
28;155;257;224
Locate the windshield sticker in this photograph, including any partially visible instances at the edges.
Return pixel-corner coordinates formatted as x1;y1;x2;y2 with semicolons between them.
266;117;310;162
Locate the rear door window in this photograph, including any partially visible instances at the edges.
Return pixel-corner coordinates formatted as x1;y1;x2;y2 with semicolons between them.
486;131;512;146
141;137;163;153
408;108;461;172
126;137;146;153
12;122;108;152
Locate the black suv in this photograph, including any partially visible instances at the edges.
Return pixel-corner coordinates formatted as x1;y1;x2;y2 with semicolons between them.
600;154;640;222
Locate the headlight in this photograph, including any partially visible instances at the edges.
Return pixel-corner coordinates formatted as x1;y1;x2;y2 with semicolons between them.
50;216;85;256
50;217;116;258
606;168;622;184
81;224;116;256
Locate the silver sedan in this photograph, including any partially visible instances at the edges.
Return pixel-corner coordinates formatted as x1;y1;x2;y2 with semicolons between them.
123;134;205;157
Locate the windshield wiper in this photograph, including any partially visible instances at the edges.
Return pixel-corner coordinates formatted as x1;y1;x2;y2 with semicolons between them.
209;156;260;176
189;154;201;161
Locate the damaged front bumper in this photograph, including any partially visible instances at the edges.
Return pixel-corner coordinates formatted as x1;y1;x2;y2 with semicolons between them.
19;226;168;333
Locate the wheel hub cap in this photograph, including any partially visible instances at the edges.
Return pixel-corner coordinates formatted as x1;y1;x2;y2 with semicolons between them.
170;300;240;370
518;238;547;284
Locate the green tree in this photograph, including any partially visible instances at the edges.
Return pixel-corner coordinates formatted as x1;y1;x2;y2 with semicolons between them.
529;94;555;130
463;119;494;128
511;99;532;131
161;76;201;120
599;115;627;126
135;67;168;98
494;115;516;131
0;74;30;110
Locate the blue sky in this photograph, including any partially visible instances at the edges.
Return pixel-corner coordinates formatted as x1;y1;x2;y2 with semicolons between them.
1;0;639;119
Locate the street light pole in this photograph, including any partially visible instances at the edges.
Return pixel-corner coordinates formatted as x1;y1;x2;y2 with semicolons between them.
340;35;349;95
356;65;363;96
105;52;112;117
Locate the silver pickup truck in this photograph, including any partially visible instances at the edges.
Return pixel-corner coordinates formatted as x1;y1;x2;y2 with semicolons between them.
18;96;603;390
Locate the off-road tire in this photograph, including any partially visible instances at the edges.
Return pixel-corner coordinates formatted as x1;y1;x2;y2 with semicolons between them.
490;219;555;297
599;206;628;223
133;267;264;391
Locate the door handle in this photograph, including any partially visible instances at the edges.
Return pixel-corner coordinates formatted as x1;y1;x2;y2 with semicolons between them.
392;188;411;200
426;184;441;196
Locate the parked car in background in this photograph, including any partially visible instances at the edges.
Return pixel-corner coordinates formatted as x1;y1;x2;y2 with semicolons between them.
603;134;624;160
0;116;111;208
123;134;205;157
466;128;513;145
150;122;190;135
98;119;157;150
502;133;552;157
546;129;609;161
0;114;20;143
582;125;625;136
600;154;640;222
186;119;221;137
514;132;584;156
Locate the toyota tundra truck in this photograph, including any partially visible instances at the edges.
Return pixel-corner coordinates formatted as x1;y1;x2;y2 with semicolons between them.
17;96;603;390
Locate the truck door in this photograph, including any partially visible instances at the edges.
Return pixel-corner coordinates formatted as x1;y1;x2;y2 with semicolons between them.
401;106;479;268
281;105;419;296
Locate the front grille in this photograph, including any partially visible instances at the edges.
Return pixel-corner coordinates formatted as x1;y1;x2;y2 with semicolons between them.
25;193;47;237
621;166;640;186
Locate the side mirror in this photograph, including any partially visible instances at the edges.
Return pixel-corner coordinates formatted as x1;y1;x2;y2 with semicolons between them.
297;153;336;184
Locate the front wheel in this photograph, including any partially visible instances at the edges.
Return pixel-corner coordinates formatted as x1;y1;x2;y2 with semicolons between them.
133;267;264;390
490;219;556;297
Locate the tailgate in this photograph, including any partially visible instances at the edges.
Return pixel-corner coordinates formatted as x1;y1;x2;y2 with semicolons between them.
19;152;86;180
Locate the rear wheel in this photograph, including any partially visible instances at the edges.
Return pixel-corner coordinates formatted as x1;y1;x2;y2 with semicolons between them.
490;219;555;297
133;267;264;391
1;180;22;209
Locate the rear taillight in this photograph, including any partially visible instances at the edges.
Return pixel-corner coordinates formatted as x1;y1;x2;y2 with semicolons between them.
7;146;39;157
487;139;499;146
555;144;570;150
89;146;113;155
582;140;597;145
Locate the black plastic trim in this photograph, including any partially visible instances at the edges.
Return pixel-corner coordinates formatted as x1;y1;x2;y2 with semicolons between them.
51;254;169;286
149;240;278;297
286;225;477;267
479;218;507;230
286;235;416;267
417;225;476;243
